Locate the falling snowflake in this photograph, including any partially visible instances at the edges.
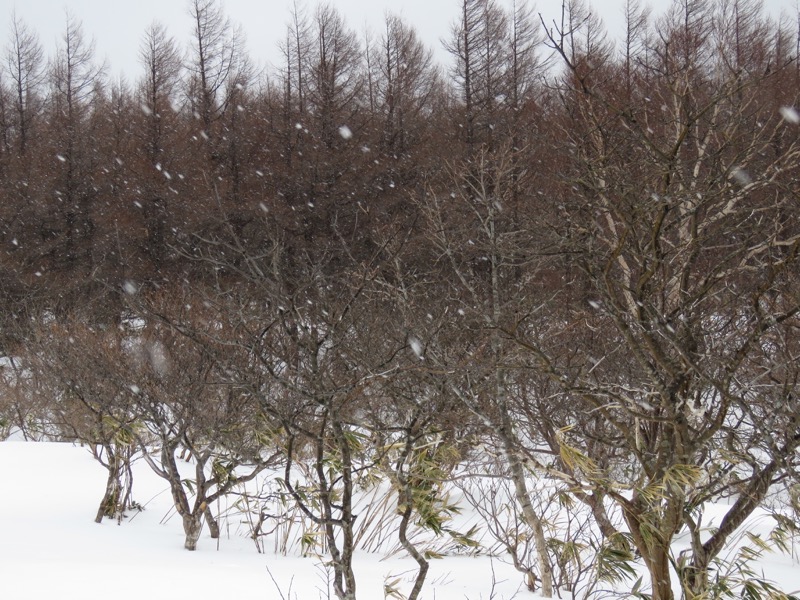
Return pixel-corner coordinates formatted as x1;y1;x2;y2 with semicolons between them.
409;337;424;359
338;125;353;140
779;106;800;124
148;341;170;377
730;167;752;186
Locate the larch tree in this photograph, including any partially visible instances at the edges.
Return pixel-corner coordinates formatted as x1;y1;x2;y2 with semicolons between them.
4;13;44;158
47;11;105;278
373;14;440;158
135;21;183;271
445;0;512;152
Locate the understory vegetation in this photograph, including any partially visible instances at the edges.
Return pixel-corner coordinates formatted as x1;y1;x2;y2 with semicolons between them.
2;1;800;599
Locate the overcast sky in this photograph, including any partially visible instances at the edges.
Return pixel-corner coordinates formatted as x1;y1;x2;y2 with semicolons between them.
2;0;798;82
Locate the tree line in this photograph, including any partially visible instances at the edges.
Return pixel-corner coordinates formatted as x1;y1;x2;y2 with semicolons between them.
2;1;800;599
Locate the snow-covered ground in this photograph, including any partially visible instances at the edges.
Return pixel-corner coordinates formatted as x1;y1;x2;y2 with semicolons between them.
2;441;799;599
0;442;526;599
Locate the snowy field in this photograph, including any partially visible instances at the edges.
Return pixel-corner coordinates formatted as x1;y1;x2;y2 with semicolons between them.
2;441;799;600
0;442;526;600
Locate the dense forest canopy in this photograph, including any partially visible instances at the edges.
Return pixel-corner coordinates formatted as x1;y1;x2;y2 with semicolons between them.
1;2;800;600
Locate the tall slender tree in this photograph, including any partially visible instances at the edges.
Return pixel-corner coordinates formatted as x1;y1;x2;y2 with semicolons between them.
47;11;105;278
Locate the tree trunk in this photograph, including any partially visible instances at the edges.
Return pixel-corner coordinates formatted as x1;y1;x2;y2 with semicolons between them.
647;546;675;600
396;469;430;600
328;417;357;600
626;509;675;600
204;505;220;539
183;514;203;551
681;554;710;600
95;465;120;524
498;412;553;597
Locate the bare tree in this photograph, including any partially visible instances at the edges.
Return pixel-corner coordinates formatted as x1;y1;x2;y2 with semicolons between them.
284;0;313;118
372;14;440;156
446;0;511;151
135;22;183;270
126;294;279;551
185;0;244;135
527;1;800;597
47;11;106;273
5;12;44;157
306;3;363;149
621;0;650;92
16;319;139;522
138;22;182;164
417;147;557;596
167;203;413;596
506;0;542;114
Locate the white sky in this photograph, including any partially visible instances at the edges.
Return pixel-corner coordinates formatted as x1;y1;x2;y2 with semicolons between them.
2;0;798;83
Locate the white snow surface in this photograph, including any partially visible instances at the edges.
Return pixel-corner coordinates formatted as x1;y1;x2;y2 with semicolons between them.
0;442;524;600
2;441;799;599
